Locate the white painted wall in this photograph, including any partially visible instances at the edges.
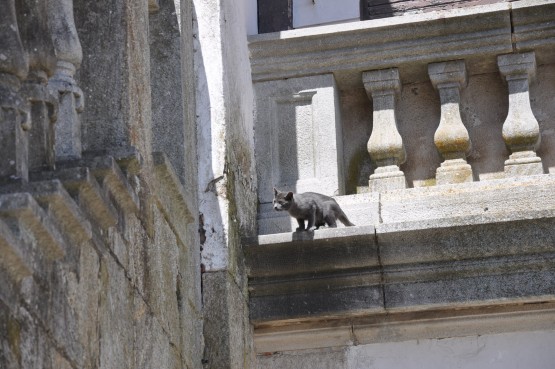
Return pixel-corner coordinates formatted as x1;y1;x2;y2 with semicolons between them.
347;330;555;369
258;330;555;368
293;0;359;29
245;0;258;35
193;0;257;271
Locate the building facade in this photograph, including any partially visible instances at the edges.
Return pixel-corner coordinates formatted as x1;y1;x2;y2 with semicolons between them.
1;0;555;368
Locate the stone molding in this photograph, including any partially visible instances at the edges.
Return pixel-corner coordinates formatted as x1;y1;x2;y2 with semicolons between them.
254;302;555;353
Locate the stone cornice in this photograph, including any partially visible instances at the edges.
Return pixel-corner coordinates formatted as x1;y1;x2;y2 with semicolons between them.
248;1;555;88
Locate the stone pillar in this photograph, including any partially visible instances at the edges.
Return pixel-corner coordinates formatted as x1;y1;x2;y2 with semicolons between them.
497;52;543;177
363;68;406;192
428;60;473;184
47;0;84;161
149;0;187;183
18;0;59;171
73;0;152;163
0;0;30;183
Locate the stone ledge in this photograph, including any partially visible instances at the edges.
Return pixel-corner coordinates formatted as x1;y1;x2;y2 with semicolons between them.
248;0;555;88
30;180;92;246
86;156;140;215
245;226;377;278
0;193;67;261
33;166;118;230
379;174;555;225
247;215;555;323
247;175;555;347
246;226;379;322
152;152;195;248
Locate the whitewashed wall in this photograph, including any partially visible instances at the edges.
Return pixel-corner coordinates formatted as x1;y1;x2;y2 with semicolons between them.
258;330;555;369
245;0;258;35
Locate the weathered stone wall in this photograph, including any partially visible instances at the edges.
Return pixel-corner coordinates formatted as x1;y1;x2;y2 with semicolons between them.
0;1;203;369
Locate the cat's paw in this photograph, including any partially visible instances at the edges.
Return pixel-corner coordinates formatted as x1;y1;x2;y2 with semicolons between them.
307;226;317;232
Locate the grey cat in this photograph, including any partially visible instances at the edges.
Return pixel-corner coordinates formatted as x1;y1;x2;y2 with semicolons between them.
273;187;355;231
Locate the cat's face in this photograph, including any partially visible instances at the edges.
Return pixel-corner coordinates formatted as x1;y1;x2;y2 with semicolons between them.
273;188;293;211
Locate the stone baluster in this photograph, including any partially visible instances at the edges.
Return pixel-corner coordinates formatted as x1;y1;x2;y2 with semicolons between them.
47;0;84;161
497;52;543;177
19;0;59;171
363;68;406;192
428;60;473;184
0;0;30;183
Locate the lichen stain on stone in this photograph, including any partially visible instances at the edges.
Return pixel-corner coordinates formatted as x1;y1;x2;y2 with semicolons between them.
7;317;21;365
419;178;437;187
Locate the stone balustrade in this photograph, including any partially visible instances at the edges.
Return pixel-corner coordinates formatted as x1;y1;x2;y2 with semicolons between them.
250;0;555;234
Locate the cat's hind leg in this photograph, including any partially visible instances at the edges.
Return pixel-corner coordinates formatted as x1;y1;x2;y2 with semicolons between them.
306;211;317;231
324;215;337;228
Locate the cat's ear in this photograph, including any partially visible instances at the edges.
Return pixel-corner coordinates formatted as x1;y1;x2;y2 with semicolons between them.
285;192;293;201
273;187;278;196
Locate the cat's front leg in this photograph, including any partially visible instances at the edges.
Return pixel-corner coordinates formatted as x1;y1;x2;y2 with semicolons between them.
296;218;306;232
306;212;317;231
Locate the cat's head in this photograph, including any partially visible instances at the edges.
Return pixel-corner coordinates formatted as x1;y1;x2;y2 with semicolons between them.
273;187;294;211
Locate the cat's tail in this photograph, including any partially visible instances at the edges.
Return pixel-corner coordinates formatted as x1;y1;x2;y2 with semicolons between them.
338;211;355;227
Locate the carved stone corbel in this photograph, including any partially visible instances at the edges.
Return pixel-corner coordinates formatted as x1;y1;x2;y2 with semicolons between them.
428;60;473;184
363;68;406;192
47;0;84;161
497;52;543;177
0;0;30;183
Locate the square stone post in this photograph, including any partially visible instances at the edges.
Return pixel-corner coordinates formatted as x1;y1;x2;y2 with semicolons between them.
255;74;345;234
497;52;543;177
363;68;406;192
428;60;473;184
